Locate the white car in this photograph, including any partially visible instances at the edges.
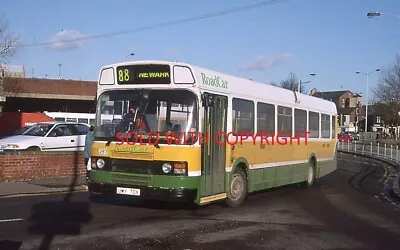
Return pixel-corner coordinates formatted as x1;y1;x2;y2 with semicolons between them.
0;122;90;152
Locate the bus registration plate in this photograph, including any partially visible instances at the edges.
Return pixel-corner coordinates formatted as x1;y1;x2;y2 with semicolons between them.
116;187;140;196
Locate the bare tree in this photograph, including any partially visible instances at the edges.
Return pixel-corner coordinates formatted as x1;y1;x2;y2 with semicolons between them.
372;54;400;127
0;14;20;63
269;81;279;87
279;72;306;93
374;102;400;128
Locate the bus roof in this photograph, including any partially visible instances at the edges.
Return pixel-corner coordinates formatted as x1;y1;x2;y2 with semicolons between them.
99;60;337;115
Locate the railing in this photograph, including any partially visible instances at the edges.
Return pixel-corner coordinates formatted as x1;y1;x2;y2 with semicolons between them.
337;141;400;197
337;141;400;162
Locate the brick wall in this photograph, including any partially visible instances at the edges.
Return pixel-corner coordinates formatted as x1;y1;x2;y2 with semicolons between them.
0;151;86;181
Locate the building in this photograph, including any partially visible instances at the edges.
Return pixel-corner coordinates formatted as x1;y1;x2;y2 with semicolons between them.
358;104;384;133
0;65;27;112
0;64;26;78
310;89;362;132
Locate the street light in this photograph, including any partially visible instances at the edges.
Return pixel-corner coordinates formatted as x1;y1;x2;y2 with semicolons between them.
356;68;380;132
367;12;400;19
298;73;316;93
27;32;36;78
58;64;62;79
124;52;135;62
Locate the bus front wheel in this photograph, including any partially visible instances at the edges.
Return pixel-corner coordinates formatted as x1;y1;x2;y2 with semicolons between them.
226;167;247;207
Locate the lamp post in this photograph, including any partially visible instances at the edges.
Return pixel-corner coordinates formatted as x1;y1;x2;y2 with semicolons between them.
58;64;62;79
124;52;135;62
298;73;316;93
367;12;400;19
27;32;36;78
356;69;380;132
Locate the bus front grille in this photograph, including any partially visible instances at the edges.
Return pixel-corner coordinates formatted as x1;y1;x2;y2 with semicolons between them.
111;173;151;186
110;159;163;175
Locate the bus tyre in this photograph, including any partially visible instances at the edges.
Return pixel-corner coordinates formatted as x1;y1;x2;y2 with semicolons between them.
305;160;316;188
226;168;247;207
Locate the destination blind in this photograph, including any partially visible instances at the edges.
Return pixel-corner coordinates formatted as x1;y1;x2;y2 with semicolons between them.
116;64;171;84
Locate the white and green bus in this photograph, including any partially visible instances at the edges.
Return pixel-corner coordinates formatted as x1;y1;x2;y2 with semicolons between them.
88;60;338;207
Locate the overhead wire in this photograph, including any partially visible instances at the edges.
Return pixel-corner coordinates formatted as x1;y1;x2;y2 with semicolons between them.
18;0;287;48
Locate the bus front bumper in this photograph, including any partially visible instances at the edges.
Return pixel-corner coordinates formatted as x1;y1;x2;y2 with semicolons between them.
88;181;197;202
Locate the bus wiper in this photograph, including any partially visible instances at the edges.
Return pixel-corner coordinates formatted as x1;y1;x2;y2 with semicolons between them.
149;134;160;149
105;136;115;146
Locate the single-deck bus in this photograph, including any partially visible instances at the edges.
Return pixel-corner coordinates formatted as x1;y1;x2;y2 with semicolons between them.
88;60;338;207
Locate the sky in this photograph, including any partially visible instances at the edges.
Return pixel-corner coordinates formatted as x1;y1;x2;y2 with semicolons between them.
2;0;399;102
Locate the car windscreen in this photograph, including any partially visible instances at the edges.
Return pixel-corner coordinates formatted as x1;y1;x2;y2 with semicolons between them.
23;124;54;136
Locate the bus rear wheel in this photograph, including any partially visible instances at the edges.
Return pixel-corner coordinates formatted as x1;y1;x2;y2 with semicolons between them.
226;167;247;207
305;160;316;188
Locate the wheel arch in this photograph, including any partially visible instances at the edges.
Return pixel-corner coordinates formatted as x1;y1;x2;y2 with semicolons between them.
227;157;249;192
230;157;249;178
25;145;42;151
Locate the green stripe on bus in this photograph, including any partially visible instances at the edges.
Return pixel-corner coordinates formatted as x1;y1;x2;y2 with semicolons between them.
246;160;336;193
90;170;200;189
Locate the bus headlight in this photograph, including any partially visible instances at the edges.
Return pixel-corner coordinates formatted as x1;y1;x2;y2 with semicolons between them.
162;163;172;173
96;158;105;169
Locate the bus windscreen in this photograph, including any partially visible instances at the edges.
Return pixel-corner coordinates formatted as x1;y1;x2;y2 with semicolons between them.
116;64;171;84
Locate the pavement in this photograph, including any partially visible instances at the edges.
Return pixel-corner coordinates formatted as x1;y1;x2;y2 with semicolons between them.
0;176;88;197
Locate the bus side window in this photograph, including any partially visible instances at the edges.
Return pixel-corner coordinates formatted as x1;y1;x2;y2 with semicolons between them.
309;111;320;138
277;106;292;137
294;109;307;138
321;114;330;138
232;98;254;135
331;115;336;139
257;102;275;136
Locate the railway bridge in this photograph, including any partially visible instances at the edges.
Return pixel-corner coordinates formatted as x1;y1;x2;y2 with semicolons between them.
0;73;97;113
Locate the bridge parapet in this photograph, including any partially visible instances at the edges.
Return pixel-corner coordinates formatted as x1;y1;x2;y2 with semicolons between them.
3;77;97;100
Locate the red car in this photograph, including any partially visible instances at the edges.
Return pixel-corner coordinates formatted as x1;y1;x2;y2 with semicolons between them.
338;133;352;142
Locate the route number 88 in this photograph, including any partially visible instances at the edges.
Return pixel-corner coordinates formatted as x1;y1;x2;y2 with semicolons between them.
118;69;129;82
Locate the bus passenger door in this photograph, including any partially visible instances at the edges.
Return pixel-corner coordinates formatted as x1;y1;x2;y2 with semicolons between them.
201;93;227;198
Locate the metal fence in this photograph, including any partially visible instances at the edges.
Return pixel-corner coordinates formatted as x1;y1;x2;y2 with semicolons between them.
337;141;400;162
337;141;400;197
